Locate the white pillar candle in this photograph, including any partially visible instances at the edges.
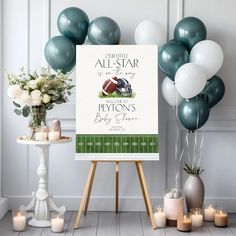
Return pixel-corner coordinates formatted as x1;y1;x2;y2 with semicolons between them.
48;131;60;141
191;213;203;227
51;215;64;233
154;207;166;228
204;205;216;221
190;208;203;228
35;132;48;141
13;213;26;232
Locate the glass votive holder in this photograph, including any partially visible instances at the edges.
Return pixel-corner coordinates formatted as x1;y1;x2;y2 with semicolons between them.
177;211;191;232
214;208;228;227
190;208;203;228
154;206;166;228
51;212;64;233
35;126;48;141
12;209;27;232
49;119;61;141
204;204;216;222
48;128;61;141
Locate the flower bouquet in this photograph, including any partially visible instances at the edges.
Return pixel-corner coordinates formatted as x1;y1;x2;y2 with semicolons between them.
7;67;74;138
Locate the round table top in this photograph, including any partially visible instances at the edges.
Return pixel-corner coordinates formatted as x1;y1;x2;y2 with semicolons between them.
17;136;72;145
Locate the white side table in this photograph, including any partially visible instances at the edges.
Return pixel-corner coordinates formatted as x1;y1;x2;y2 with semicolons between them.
17;136;72;227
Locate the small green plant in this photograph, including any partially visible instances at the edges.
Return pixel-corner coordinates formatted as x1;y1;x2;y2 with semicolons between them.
183;162;204;175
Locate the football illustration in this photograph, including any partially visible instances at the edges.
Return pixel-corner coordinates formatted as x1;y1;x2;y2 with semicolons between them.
102;77;118;96
116;78;133;97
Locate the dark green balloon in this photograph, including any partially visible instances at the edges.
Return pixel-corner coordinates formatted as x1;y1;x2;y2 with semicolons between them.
174;17;207;51
44;36;76;73
179;97;209;131
57;7;89;45
159;40;189;80
88;17;121;45
200;75;225;108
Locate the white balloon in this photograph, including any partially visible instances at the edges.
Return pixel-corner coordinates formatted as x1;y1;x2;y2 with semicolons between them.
161;76;184;106
175;63;207;99
135;20;166;46
190;40;224;79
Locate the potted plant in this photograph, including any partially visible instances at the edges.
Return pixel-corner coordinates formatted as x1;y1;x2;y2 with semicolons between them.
6;67;74;138
183;162;205;212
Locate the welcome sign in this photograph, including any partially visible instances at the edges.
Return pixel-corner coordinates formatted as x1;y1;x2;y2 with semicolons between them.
75;45;159;160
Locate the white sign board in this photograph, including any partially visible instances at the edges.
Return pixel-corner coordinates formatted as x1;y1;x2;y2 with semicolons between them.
75;45;159;160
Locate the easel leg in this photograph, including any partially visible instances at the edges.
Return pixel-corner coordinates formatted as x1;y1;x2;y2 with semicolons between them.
136;162;157;230
115;161;119;213
135;162;150;215
83;161;97;215
74;161;97;229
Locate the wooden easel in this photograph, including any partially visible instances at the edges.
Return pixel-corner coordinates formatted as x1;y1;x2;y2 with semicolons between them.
74;160;157;230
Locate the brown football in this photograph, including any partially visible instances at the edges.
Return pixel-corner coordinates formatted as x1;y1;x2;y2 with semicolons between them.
102;77;118;96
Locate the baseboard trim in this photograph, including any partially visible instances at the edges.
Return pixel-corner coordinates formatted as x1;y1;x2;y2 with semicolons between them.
6;195;236;212
0;198;9;219
7;195;163;211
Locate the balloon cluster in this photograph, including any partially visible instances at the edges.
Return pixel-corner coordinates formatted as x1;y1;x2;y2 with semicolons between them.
159;17;225;131
44;7;121;73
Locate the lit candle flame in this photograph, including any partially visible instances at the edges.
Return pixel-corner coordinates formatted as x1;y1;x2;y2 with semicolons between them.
157;205;162;212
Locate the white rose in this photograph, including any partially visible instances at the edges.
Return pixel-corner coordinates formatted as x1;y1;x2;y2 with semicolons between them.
31;90;42;100
28;80;38;89
7;84;22;98
31;89;42;106
31;98;41;106
42;94;51;104
14;90;31;107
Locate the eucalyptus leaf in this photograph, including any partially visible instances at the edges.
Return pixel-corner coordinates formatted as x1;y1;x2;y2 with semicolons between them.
29;74;36;80
55;100;63;104
14;109;22;116
13;101;21;108
22;106;30;117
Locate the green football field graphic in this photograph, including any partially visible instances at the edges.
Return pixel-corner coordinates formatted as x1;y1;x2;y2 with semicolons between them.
76;134;158;153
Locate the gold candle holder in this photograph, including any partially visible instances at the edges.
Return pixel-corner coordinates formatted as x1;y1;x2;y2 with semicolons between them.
177;212;191;232
214;208;228;227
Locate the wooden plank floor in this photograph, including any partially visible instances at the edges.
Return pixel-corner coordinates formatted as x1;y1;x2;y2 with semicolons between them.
1;211;236;236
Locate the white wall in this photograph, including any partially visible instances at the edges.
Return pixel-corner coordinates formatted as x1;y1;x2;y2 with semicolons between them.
1;0;236;212
0;0;9;218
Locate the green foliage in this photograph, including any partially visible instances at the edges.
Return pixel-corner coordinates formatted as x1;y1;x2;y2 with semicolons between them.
183;162;204;176
22;106;30;117
13;101;20;108
7;67;74;119
14;109;21;116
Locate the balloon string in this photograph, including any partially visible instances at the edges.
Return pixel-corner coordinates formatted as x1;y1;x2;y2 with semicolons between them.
192;130;198;169
186;131;190;163
197;132;204;168
174;94;179;163
190;97;200;169
175;131;189;187
174;93;181;187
